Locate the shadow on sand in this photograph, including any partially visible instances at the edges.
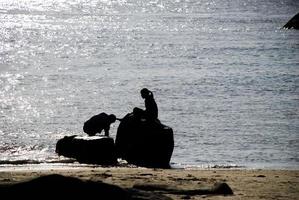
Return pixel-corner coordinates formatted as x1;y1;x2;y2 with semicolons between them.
0;174;233;199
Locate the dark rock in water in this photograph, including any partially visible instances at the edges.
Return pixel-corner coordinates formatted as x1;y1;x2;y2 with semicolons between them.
56;135;117;165
0;174;129;199
283;12;299;29
115;113;174;168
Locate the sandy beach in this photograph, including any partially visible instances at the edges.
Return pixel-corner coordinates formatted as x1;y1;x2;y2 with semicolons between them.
0;167;298;200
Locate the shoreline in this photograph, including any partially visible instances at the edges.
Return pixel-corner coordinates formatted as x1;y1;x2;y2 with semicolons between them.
0;166;298;200
0;161;298;171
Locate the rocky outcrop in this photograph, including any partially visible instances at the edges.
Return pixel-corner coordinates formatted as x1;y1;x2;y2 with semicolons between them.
55;113;174;168
56;135;117;165
283;12;299;29
115;113;174;168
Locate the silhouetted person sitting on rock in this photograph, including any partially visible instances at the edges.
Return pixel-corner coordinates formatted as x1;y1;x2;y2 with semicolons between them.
133;88;158;121
83;113;116;137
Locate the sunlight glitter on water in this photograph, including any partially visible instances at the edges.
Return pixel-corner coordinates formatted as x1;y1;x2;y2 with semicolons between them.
0;0;298;169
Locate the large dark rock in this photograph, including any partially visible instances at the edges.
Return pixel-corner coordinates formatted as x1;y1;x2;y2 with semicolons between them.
283;12;299;29
115;113;174;168
56;135;117;165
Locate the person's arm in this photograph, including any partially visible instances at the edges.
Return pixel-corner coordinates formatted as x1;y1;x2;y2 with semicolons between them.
104;126;110;136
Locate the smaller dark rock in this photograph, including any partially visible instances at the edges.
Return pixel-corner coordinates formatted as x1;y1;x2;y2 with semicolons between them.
283;12;299;29
211;182;233;195
56;135;117;165
257;175;266;178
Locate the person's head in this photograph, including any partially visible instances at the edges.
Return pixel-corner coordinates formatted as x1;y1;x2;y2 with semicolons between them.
108;114;116;123
140;88;152;99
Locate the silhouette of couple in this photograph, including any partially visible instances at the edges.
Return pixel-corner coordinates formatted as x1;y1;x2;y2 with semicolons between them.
83;88;158;137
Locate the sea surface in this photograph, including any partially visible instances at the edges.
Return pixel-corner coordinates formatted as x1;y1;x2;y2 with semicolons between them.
0;0;298;169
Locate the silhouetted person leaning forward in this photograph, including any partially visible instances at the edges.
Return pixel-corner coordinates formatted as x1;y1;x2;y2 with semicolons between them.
83;113;116;137
133;88;158;121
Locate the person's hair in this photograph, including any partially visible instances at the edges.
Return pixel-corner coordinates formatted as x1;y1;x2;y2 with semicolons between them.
109;114;116;123
141;88;152;98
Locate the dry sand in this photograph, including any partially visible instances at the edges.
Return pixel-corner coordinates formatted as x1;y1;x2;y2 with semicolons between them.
0;166;298;200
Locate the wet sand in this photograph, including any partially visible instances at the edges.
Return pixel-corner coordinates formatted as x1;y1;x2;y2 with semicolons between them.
0;167;298;200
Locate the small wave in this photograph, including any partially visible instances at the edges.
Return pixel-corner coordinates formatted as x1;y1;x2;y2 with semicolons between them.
0;159;76;165
209;164;245;169
0;158;140;169
171;162;245;170
0;159;41;165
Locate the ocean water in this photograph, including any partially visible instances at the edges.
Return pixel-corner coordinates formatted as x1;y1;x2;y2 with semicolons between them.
0;0;298;169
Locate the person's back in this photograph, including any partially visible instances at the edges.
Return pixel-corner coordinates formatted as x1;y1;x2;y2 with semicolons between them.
83;113;116;136
133;88;158;121
144;91;158;120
